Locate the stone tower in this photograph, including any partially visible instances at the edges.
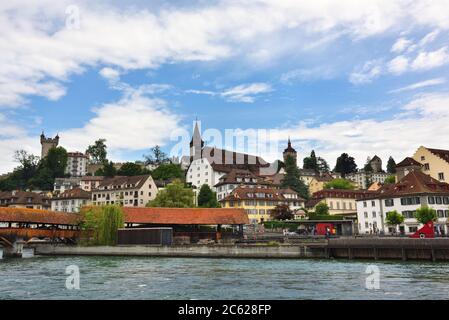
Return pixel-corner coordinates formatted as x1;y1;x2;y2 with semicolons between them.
40;132;59;158
190;120;204;162
369;155;382;173
283;137;297;167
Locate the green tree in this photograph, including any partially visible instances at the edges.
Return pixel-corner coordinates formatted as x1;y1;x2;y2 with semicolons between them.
386;210;404;233
414;206;437;224
270;204;294;221
117;162;147;176
324;178;355;190
197;184;220;208
281;155;309;200
384;175;396;184
387;156;397;174
334;153;358;178
363;157;373;173
29;167;54;190
86;139;108;164
317;157;330;173
144;145;168;165
95;161;117;177
303;150;318;171
314;202;330;216
44;147;68;178
150;163;184;181
147;180;195;208
14;150;39;182
81;205;124;245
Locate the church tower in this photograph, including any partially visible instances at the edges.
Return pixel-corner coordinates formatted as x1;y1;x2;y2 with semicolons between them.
190;120;204;162
283;137;297;167
40;132;59;158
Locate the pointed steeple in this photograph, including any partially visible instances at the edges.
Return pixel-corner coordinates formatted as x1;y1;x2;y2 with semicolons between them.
190;119;204;161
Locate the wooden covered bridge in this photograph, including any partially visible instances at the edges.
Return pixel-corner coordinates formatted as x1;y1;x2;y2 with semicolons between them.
0;207;81;247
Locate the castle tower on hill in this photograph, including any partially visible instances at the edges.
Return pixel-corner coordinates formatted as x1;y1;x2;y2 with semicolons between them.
283;137;297;167
40;132;59;158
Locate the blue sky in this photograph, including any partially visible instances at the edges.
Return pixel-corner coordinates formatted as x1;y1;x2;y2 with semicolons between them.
1;0;449;173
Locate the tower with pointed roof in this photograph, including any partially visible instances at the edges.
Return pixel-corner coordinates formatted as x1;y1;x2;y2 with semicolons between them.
40;131;59;158
283;137;297;167
190;120;204;162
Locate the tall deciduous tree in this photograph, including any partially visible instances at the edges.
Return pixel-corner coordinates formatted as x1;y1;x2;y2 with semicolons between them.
95;161;117;177
86;139;108;164
282;155;309;200
147;180;195;208
386;210;404;233
387;156;397;174
303;150;318;171
414;207;437;224
324;178;355;190
270;204;294;221
144;145;168;165
334;153;358;178
151;163;184;181
197;184;220;208
317;157;330;173
117;162;148;176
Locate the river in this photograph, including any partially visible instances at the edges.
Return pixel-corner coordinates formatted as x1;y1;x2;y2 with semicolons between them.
1;256;449;299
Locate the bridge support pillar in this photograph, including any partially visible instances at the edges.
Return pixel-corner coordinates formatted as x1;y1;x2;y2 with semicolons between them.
3;238;34;258
0;246;3;259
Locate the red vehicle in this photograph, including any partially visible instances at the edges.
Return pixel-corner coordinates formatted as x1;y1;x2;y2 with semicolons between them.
316;223;336;236
409;221;435;238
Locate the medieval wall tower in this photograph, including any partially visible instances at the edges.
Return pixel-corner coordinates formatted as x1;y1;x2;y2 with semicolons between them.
283;137;297;167
40;132;59;158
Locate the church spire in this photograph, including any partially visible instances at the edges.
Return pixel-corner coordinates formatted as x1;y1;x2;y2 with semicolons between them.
190;119;204;161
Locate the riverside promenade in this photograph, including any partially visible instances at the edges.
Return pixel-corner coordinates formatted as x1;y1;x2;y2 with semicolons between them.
31;238;449;261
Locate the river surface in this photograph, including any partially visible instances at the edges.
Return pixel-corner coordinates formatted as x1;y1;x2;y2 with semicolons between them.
1;256;449;300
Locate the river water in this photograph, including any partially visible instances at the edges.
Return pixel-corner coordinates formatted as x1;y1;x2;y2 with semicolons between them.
1;256;449;300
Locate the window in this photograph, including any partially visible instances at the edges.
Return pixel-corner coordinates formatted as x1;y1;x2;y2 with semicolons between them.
364;212;368;218
365;222;369;229
371;201;375;207
436;196;442;204
363;201;367;208
437;210;445;218
400;197;420;206
402;211;415;219
444;197;449;205
424;163;430;171
409;226;418;233
421;156;425;161
439;172;445;181
372;211;376;218
428;196;435;204
385;199;394;207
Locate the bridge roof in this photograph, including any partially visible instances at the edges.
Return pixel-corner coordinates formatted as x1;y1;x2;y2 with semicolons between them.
123;207;249;225
0;207;80;225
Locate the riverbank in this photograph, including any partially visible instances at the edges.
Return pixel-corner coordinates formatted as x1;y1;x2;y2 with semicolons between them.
30;238;449;261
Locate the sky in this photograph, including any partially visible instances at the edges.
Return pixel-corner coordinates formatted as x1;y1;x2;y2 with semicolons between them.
1;0;449;173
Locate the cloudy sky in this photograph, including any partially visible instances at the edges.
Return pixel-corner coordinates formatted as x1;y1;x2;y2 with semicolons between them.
1;0;449;173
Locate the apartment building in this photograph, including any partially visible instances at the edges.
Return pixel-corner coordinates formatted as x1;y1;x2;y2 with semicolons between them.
357;171;449;235
412;146;449;182
92;175;158;207
65;152;88;177
80;176;104;192
51;187;91;213
0;191;51;210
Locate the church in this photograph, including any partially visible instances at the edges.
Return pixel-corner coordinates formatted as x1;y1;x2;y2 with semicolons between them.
185;121;272;190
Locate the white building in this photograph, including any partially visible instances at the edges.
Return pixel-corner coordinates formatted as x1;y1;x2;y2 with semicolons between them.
92;175;158;207
215;169;271;201
54;177;81;194
347;171;390;190
80;176;104;192
65;152;88;177
186;121;269;191
51;187;91;213
357;171;449;235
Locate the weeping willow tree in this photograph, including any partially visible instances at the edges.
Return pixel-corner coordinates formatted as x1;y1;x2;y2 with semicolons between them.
81;205;124;245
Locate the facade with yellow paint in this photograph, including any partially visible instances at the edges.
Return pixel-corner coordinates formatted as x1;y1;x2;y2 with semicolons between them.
412;146;449;183
220;186;303;224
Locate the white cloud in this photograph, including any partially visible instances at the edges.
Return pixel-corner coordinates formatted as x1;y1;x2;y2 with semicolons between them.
419;29;440;47
99;67;121;83
391;37;412;53
60;86;181;153
411;46;449;71
186;83;273;103
349;60;382;84
280;66;334;84
260;92;449;167
2;1;449;107
388;77;446;93
221;83;273;103
387;55;409;75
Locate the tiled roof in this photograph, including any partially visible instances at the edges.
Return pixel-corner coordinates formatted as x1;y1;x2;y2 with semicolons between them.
396;157;422;168
221;186;304;202
214;169;268;187
80;176;104;181
311;189;375;200
0;191;50;207
427;148;449;164
373;171;449;199
123;207;249;225
53;187;91;200
0;207;80;225
98;175;151;190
